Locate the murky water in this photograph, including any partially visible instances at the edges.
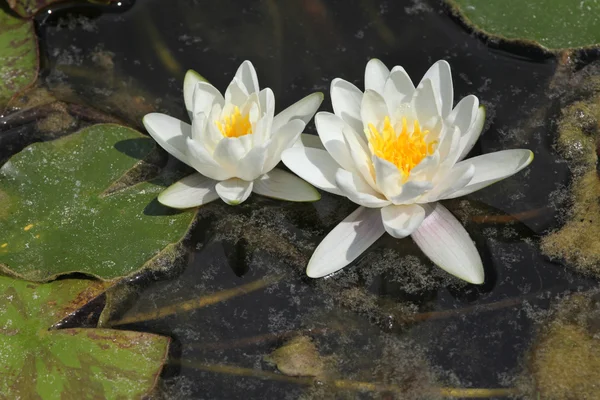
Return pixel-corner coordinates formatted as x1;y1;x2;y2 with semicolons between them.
3;0;599;398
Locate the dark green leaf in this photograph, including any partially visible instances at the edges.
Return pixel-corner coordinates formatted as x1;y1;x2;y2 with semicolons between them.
0;275;170;399
0;7;37;108
448;0;600;50
0;124;195;281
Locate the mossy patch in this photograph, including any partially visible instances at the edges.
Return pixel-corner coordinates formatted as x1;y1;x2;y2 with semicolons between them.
542;171;600;275
541;65;600;278
527;292;600;399
554;101;599;169
36;110;76;134
264;336;329;378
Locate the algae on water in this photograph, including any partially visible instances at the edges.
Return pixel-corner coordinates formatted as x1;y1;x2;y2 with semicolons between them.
526;292;600;399
541;64;600;277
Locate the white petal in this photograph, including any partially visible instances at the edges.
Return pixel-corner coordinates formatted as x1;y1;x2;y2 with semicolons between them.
361;89;389;130
184;69;208;120
192;82;224;117
389;180;432;205
198;112;225;152
252;168;320;202
293;133;325;150
157;173;219;209
281;147;343;196
383;66;415;115
212;135;252;174
272;92;323;134
240;92;261;124
420;60;453;118
191;112;206;142
343;126;377;190
411;203;484;284
436;124;461;167
372;155;403;198
224;78;249;108
314;112;356;172
365;59;390;94
413;78;441;126
335;169;390;208
420;162;474;202
186;138;233;181
234;60;259;95
259;87;275;117
237;144;268;181
263;119;306;173
457;106;486;161
381;203;426;238
306;207;385;278
410;151;441;182
330;78;364;136
215;178;253;205
255;88;275;145
253;114;274;148
143;113;191;166
445;149;534;199
447;95;478;137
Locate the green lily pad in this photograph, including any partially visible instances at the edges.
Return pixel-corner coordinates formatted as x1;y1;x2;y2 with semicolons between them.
7;0;119;18
0;275;170;399
0;8;37;108
447;0;600;50
0;123;195;281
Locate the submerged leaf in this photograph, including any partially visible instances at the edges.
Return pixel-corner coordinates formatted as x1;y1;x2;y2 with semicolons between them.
447;0;600;50
0;8;37;108
264;335;327;377
0;124;195;281
0;275;170;399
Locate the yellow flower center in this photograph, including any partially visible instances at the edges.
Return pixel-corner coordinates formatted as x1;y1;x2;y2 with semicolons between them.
367;116;436;176
215;106;253;138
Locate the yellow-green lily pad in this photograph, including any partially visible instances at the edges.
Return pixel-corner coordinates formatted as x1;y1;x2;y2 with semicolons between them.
0;124;195;281
0;7;37;108
0;275;170;399
447;0;600;50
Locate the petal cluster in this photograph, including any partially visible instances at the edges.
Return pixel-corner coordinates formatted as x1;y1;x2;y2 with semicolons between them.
144;61;323;206
282;59;534;284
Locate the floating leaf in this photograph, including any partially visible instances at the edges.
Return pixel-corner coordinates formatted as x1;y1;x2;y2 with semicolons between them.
0;8;37;108
0;275;170;398
7;0;120;18
0;124;195;281
447;0;600;50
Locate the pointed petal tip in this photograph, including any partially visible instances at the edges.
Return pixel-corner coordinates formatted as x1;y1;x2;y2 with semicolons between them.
252;168;321;202
526;149;534;164
434;249;485;284
469;271;485;285
157;191;193;210
306;263;326;278
185;69;207;83
434;59;451;69
142;112;165;124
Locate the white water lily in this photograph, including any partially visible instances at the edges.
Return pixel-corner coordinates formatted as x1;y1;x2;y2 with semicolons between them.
143;61;323;207
281;59;533;284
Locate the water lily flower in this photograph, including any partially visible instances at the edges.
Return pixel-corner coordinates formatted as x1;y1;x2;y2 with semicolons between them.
143;61;323;207
281;59;533;284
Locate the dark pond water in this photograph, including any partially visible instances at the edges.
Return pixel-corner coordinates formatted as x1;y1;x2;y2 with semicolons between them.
3;0;598;398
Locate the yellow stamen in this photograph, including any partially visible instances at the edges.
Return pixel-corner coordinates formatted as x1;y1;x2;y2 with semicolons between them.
215;106;253;138
367;116;436;177
1;243;7;248
24;224;34;231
